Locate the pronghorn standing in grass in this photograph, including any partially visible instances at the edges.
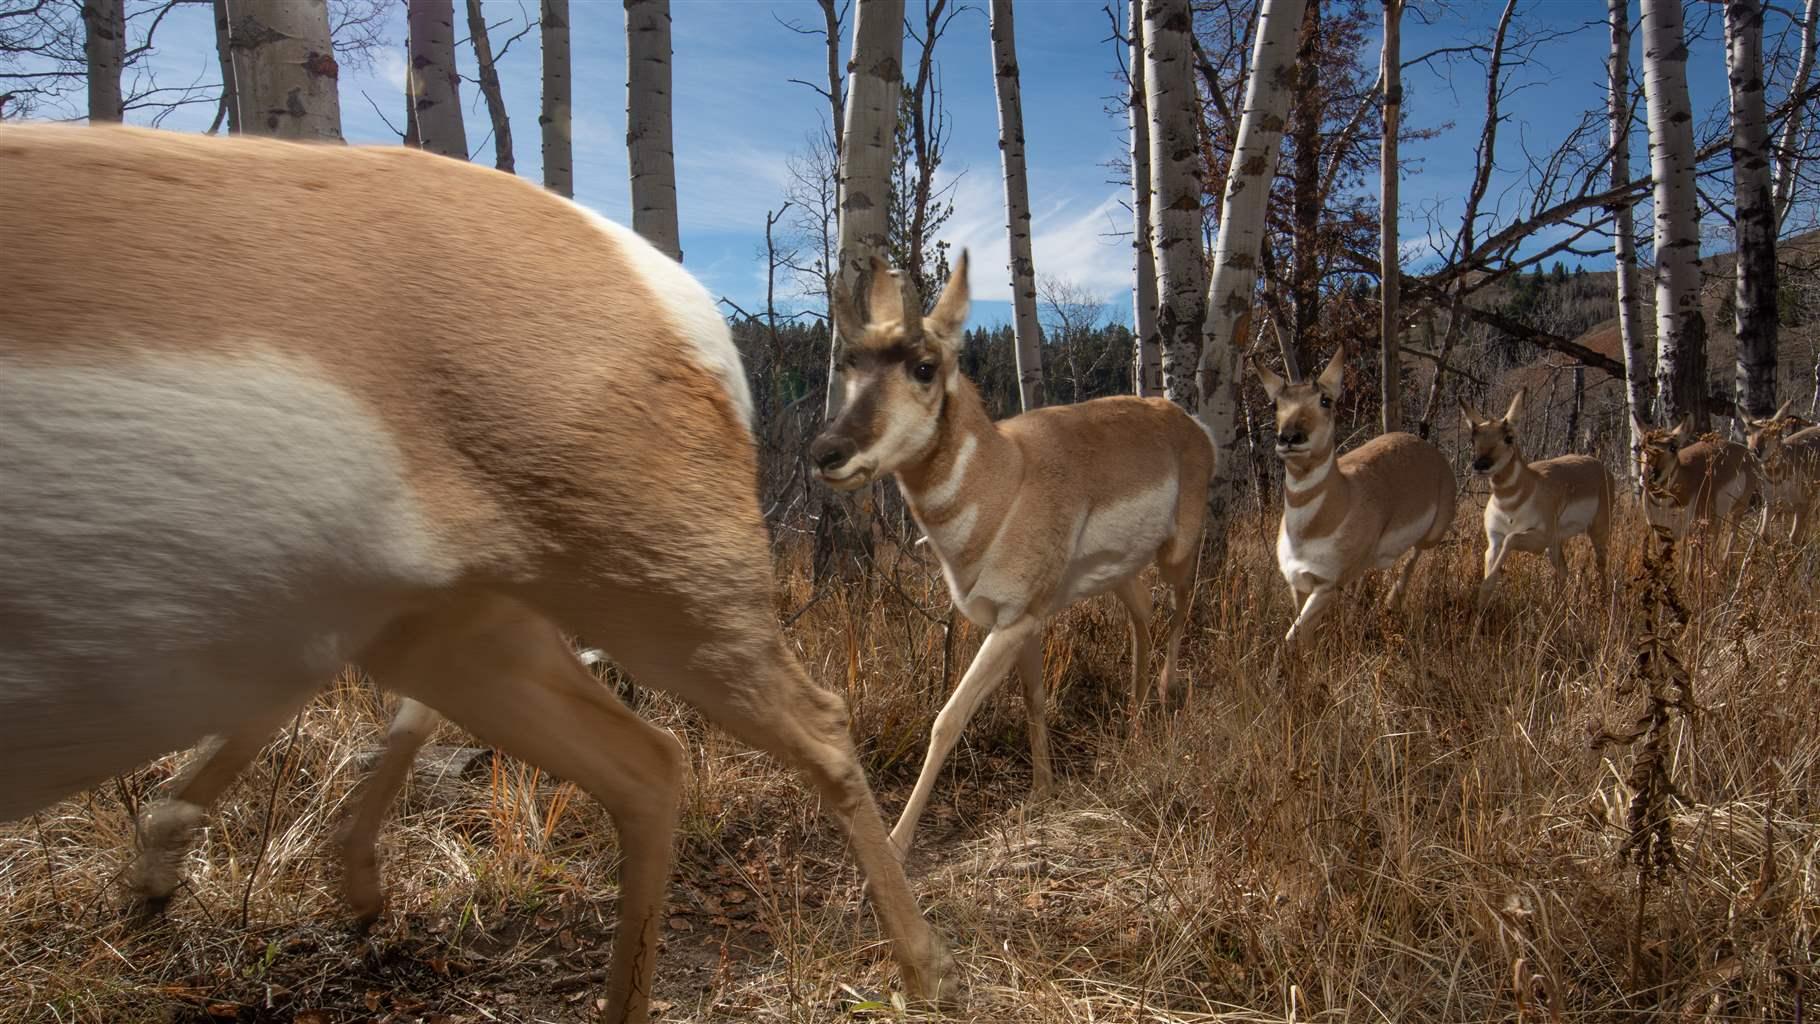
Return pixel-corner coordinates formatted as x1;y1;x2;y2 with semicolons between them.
1744;401;1820;541
809;253;1216;860
1634;416;1762;560
1460;388;1614;607
1251;348;1456;651
0;123;948;1022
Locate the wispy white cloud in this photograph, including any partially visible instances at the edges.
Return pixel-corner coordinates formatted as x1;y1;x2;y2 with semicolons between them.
940;171;1133;307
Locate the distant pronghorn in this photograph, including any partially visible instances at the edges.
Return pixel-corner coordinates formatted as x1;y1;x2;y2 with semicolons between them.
1744;401;1820;541
809;254;1215;860
1252;348;1456;651
1634;417;1761;561
1460;388;1613;607
0;123;947;1022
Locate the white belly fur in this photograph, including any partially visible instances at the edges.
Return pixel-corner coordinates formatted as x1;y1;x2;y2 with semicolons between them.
0;351;456;819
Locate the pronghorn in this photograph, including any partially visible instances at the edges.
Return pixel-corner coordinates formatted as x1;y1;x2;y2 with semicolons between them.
1251;348;1456;650
1460;388;1613;606
0;124;947;1022
1744;401;1820;541
1634;416;1762;560
808;254;1215;860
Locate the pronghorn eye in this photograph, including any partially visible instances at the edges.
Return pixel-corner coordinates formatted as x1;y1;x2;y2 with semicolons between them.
911;360;937;384
1318;394;1332;409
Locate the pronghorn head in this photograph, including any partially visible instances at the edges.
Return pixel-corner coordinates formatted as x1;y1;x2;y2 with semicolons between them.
1251;346;1345;465
1634;415;1693;492
809;251;971;491
1459;388;1525;475
1743;399;1801;462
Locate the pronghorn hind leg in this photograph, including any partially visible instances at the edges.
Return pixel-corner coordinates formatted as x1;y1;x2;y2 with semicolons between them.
1386;548;1423;609
1156;549;1197;711
337;697;439;927
1014;632;1054;800
367;599;686;1024
1111;575;1154;723
1547;542;1570;578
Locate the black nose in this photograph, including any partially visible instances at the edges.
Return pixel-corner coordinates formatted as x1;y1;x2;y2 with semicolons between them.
1277;430;1306;446
810;433;857;473
1472;456;1493;472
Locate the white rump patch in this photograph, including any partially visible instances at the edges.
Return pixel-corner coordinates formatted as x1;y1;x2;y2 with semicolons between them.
574;207;755;433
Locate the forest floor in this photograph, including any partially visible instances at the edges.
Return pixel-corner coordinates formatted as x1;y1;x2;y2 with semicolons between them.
2;501;1817;1023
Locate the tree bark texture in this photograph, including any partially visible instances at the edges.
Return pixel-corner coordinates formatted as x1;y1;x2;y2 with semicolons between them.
1609;0;1653;473
212;0;241;133
1143;0;1205;412
1198;0;1308;514
1378;0;1402;432
466;0;515;173
1774;0;1818;229
406;0;468;160
222;0;343;141
989;0;1043;412
541;0;573;197
1129;0;1161;397
828;0;905;418
83;0;125;123
1640;0;1708;430
1287;0;1322;372
1726;0;1778;418
626;0;681;261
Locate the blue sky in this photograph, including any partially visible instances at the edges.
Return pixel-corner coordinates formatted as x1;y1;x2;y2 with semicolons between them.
117;0;1784;330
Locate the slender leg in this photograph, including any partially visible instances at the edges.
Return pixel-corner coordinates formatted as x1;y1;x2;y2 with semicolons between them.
366;600;685;1024
1111;576;1153;712
1476;536;1512;611
1547;542;1570;578
1283;586;1338;654
1386;548;1423;608
337;697;439;925
889;618;1039;860
1015;633;1052;800
1157;573;1194;709
128;705;299;911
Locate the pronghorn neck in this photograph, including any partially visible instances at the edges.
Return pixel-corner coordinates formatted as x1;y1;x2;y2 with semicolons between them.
1280;438;1348;527
893;375;1012;559
1487;443;1537;504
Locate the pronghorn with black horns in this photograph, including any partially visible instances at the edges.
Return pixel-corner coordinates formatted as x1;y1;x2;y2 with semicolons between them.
1743;400;1820;541
1252;347;1456;651
1460;387;1614;608
809;253;1216;860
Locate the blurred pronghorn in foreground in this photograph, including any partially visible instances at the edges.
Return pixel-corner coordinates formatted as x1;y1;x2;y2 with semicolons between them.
1252;348;1456;652
1744;401;1820;541
809;254;1215;860
1460;388;1613;608
1634;416;1761;563
0;124;948;1023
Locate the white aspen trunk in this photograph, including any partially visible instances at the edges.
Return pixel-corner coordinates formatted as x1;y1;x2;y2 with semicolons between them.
83;0;125;123
1129;0;1161;397
1726;0;1779;418
626;0;682;262
1144;0;1205;413
1378;0;1402;433
1774;0;1818;229
1640;0;1708;431
828;0;905;418
466;0;515;173
212;0;241;134
1198;0;1307;514
222;0;343;141
989;0;1043;412
1609;0;1652;478
406;0;469;160
541;0;573;197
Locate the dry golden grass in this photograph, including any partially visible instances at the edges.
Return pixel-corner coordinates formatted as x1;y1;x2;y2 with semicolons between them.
2;500;1817;1023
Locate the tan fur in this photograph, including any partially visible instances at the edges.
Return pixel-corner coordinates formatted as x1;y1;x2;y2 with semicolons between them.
1636;417;1761;563
1253;349;1455;652
812;253;1215;860
1745;403;1820;541
1462;389;1614;609
0;124;947;1022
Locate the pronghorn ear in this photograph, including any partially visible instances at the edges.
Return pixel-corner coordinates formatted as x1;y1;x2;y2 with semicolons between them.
1773;398;1793;422
829;276;866;349
866;254;904;324
1315;347;1346;395
924;249;970;348
1670;416;1690;441
1251;356;1286;401
1458;397;1481;428
1503;387;1526;425
1631;410;1651;438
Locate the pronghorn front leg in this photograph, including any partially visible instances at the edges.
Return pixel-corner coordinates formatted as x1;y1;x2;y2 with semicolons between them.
337;697;439;925
1014;633;1054;800
1282;585;1337;655
890;617;1040;860
1477;534;1513;610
